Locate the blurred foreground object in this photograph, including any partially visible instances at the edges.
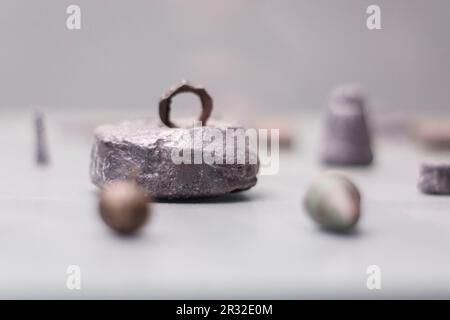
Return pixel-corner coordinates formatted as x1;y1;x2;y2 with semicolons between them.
411;119;450;149
418;163;450;195
34;110;50;166
90;81;259;199
303;173;361;232
320;84;373;166
99;181;150;234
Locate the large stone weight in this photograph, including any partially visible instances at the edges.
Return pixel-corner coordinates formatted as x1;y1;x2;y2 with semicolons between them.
90;118;259;199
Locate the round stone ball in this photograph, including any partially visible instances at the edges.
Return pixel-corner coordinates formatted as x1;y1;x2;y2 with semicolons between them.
98;181;150;234
303;173;361;232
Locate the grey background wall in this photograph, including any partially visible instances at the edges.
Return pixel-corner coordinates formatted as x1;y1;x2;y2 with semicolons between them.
1;0;449;119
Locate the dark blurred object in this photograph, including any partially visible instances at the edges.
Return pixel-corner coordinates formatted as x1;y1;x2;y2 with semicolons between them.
34;110;50;166
303;173;361;233
159;81;212;128
418;163;450;195
320;84;373;166
411;119;450;149
99;181;150;234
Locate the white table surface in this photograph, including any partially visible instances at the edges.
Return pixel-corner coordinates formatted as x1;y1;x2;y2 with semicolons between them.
1;109;450;299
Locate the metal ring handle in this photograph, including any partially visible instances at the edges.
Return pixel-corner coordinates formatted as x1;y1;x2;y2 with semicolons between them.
159;81;213;128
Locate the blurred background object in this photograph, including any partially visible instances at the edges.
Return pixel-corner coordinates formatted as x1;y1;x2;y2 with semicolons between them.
411;118;450;149
33;109;50;166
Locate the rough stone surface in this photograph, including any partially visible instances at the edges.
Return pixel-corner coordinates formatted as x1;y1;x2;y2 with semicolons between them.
90;118;259;199
320;85;373;166
303;174;361;232
418;163;450;195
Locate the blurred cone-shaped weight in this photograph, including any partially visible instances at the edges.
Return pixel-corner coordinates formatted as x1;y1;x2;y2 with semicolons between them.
320;85;373;166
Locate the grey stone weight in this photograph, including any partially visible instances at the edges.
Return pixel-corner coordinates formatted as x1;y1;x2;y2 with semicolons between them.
418;163;450;195
303;173;361;232
320;85;373;166
90;82;259;199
